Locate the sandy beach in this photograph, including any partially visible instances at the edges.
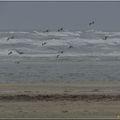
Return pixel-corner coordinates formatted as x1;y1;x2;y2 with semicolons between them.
0;80;120;118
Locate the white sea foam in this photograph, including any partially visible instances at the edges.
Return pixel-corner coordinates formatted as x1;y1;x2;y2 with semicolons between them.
0;31;120;58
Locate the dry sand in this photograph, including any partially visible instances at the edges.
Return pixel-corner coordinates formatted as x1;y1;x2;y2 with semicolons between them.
0;80;120;118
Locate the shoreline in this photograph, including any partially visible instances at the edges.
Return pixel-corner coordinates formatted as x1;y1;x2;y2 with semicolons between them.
0;81;120;118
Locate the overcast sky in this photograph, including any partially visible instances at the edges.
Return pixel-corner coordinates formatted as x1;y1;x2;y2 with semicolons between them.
0;2;120;32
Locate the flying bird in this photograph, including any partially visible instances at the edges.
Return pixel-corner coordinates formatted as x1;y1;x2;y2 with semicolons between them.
42;42;47;46
60;51;64;54
14;49;24;54
58;28;64;32
6;36;14;41
89;21;95;26
10;36;14;39
56;51;64;59
12;49;24;55
8;49;24;55
6;37;10;41
8;51;13;55
69;45;73;48
45;29;49;32
103;36;108;40
58;51;64;54
56;55;60;58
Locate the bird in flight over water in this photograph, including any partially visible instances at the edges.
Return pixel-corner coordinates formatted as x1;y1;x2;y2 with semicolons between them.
89;21;95;26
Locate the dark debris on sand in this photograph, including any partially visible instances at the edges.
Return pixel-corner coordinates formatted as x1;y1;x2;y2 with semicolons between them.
0;94;120;102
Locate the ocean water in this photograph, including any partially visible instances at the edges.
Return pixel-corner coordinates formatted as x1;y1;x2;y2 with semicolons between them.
0;30;120;82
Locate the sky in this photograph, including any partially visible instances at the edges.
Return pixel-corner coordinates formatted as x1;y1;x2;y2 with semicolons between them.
0;1;120;32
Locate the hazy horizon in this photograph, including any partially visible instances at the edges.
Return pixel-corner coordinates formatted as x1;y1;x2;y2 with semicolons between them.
0;1;120;32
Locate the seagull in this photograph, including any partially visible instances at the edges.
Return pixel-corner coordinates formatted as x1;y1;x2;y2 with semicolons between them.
60;51;64;54
6;36;14;41
56;55;60;58
58;51;64;54
58;28;64;32
42;42;47;46
12;49;24;55
8;49;24;55
69;45;73;48
89;21;95;26
43;29;49;32
103;36;108;40
10;36;14;39
8;51;13;55
56;50;64;59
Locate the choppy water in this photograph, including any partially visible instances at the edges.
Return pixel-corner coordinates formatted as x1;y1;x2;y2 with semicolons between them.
0;30;120;82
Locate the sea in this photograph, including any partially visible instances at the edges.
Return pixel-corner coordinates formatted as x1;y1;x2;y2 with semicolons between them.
0;30;120;82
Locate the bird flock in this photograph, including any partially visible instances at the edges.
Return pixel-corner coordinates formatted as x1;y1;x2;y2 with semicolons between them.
6;27;71;59
6;21;109;60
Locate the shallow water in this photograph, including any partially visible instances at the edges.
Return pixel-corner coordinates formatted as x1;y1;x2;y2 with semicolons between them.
0;59;120;82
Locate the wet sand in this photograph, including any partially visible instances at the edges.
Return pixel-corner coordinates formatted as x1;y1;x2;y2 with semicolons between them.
0;80;120;118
